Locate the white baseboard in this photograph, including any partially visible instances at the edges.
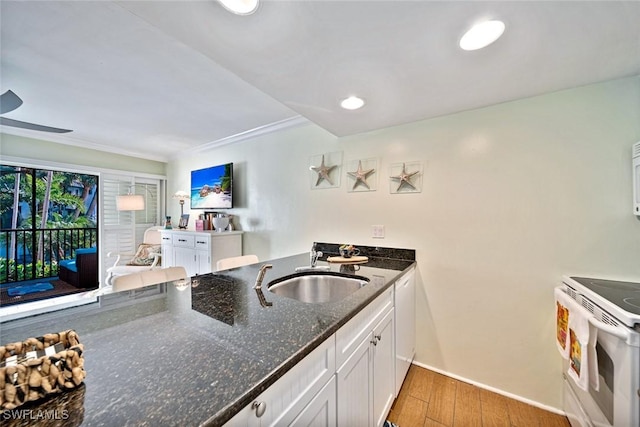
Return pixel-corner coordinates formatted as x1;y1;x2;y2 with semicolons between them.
411;360;566;416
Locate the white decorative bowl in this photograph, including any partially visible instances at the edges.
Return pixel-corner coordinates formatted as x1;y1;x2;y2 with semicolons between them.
212;216;229;232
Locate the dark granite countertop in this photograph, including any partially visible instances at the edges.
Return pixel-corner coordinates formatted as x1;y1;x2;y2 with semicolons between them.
1;245;415;426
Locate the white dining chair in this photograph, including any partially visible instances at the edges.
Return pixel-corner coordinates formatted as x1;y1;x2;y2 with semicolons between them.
216;254;259;271
111;266;188;292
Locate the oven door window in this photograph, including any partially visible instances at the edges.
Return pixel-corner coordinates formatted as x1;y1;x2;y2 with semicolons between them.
590;342;614;424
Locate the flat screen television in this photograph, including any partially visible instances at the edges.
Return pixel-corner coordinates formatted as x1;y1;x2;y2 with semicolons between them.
190;163;233;209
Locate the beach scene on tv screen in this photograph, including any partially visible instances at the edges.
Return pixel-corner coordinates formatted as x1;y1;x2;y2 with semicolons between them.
191;164;232;209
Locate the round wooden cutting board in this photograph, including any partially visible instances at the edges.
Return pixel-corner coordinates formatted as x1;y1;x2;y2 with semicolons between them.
327;255;369;264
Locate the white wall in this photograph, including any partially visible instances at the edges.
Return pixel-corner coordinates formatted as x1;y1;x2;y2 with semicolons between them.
167;76;640;410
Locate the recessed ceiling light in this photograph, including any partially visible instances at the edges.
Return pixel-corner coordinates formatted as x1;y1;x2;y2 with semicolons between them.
459;20;505;51
340;96;365;110
218;0;259;15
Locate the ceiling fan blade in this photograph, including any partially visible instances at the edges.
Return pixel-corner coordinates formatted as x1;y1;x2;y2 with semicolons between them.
1;90;23;114
0;117;72;133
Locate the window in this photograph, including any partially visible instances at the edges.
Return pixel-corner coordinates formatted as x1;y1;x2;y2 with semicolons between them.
0;164;98;284
101;175;161;281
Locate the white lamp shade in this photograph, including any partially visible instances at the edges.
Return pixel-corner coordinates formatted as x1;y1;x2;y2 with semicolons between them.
116;194;145;211
173;190;190;200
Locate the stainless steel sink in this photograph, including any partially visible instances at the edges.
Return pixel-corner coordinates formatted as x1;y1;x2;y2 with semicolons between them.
268;272;369;304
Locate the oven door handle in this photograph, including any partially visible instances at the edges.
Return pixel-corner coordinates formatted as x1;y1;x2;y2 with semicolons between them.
588;316;630;341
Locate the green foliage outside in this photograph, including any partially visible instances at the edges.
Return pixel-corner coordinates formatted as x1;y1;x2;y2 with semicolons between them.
0;166;98;283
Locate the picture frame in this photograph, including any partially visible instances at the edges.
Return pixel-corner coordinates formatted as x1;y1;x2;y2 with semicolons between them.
190;163;233;209
179;214;190;229
346;158;378;192
389;161;423;194
309;151;342;189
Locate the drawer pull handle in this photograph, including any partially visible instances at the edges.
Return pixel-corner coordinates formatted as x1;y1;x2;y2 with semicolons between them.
197;241;206;244
375;334;382;341
252;401;266;418
178;239;186;242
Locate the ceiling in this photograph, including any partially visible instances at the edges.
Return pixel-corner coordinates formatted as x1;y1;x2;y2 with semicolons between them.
1;1;639;162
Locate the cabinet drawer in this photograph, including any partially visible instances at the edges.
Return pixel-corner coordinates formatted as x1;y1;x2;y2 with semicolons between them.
194;234;210;249
172;234;195;247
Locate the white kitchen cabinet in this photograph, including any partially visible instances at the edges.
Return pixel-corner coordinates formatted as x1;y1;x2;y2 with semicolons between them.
335;288;393;368
289;376;336;427
336;332;371;426
225;267;415;427
226;336;336;427
336;288;395;427
160;230;242;277
372;308;395;427
394;267;416;396
173;246;195;275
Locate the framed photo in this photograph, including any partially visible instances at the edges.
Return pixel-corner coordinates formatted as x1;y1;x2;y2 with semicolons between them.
179;214;190;229
191;163;233;209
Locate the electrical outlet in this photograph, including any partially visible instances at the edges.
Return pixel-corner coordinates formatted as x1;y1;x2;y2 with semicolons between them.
372;225;385;238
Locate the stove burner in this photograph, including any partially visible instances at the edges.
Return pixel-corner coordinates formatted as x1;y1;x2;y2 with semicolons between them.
570;276;640;320
623;297;640;310
581;279;640;293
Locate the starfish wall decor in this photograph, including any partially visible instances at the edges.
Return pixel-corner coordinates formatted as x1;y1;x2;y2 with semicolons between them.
389;162;423;193
347;159;377;192
309;152;342;189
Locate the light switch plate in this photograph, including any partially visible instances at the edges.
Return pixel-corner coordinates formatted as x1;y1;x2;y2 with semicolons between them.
372;225;385;238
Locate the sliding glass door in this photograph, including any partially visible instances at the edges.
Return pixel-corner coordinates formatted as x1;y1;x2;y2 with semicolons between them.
0;165;98;285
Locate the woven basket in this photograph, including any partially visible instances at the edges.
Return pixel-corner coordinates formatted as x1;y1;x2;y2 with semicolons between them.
0;330;85;410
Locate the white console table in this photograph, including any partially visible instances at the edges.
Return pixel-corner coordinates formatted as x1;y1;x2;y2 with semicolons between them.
160;230;243;277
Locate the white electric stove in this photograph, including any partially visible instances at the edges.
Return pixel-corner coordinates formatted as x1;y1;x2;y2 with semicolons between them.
560;276;640;427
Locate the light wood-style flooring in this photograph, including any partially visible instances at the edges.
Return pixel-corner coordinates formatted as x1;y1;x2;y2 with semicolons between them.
387;365;571;427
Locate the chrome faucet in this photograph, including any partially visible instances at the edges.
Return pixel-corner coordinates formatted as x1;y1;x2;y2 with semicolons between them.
254;264;273;290
310;243;323;268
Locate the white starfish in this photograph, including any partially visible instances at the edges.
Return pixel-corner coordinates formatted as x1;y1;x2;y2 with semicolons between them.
347;160;375;190
390;163;419;191
310;155;337;186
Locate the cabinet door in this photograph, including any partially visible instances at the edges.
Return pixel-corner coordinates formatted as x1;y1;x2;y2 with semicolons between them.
161;245;173;268
173;247;196;277
395;268;416;395
336;335;372;426
290;376;336;427
372;308;395;427
196;249;211;275
336;288;393;369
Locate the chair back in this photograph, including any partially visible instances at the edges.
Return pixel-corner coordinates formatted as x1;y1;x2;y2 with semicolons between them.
112;266;187;292
143;226;163;245
216;254;259;271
